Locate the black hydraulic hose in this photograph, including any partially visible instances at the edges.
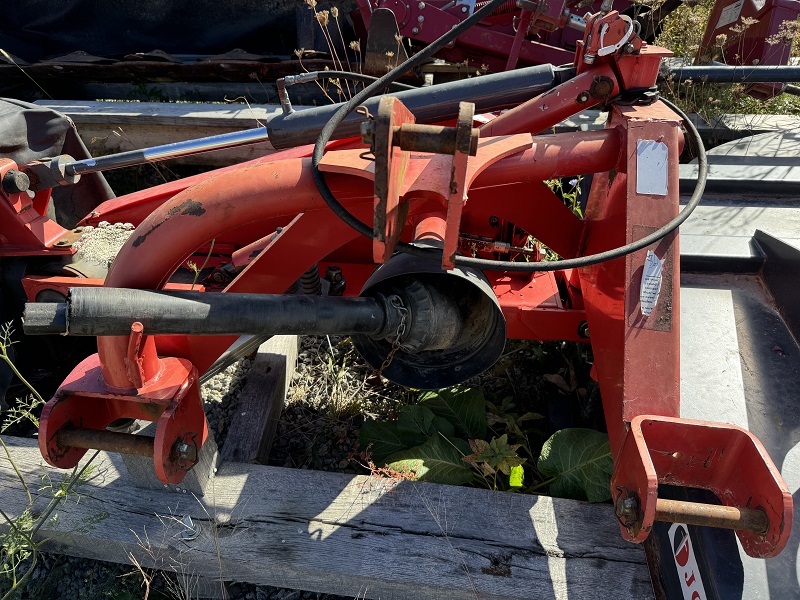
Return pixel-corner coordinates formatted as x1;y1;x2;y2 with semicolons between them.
311;5;708;271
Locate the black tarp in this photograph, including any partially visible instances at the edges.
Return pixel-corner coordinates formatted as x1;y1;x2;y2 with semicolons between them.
0;0;306;62
0;98;114;227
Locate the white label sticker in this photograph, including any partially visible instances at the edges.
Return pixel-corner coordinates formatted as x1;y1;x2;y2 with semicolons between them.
716;0;745;29
640;250;663;316
668;523;708;600
636;140;668;196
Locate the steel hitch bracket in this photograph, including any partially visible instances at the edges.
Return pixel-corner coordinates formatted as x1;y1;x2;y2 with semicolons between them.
367;95;479;267
612;415;792;558
37;321;207;485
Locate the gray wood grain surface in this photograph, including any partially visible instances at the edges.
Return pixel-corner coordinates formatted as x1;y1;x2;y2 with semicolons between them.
1;436;652;599
220;335;299;464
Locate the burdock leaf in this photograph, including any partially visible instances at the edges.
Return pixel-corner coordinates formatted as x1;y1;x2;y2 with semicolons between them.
359;419;406;463
419;387;487;439
537;429;613;502
386;435;473;485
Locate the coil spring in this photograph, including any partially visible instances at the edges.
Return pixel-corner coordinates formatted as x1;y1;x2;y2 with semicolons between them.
474;0;519;17
300;264;322;295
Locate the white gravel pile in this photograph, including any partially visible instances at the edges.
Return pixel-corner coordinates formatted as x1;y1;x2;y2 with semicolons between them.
72;221;135;269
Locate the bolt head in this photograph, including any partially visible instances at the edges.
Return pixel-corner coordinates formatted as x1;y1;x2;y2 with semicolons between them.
2;169;31;195
418;14;424;21
418;1;425;7
412;26;419;34
461;5;467;11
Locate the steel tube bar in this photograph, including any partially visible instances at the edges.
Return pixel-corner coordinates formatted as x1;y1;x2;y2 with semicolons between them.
57;428;155;458
66;127;270;176
669;65;800;84
654;498;769;534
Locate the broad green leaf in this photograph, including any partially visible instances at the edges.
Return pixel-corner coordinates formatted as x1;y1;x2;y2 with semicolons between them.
386;435;473;485
509;464;525;488
359;419;406;463
395;405;436;445
419;387;487;439
537;428;613;502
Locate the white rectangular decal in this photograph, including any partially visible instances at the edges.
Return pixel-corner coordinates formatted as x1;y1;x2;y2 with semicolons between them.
636;140;668;196
717;0;744;29
640;250;664;316
668;523;708;600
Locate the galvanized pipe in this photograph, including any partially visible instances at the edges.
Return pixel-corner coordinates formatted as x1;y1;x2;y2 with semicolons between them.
58;428;155;458
66;127;270;176
654;498;769;534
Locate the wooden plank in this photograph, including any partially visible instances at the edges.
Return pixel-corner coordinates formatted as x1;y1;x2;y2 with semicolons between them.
36;100;286;128
220;335;299;464
1;436;653;600
120;424;221;497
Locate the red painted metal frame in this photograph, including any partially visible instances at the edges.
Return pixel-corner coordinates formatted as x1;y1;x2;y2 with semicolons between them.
353;0;622;73
698;0;800;99
613;416;792;558
0;159;74;256
39;349;207;484
26;15;792;555
373;96;416;263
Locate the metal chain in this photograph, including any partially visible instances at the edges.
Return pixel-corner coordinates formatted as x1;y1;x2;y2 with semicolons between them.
374;297;408;378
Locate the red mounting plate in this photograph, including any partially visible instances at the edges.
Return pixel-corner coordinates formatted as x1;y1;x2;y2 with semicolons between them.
373;95;415;263
612;415;793;558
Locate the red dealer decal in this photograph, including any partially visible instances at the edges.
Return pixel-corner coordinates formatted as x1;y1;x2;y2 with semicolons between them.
669;523;708;600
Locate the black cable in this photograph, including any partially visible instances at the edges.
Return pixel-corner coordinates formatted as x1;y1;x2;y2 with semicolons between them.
311;10;708;271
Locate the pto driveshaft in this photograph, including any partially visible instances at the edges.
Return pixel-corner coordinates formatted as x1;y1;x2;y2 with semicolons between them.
23;288;395;338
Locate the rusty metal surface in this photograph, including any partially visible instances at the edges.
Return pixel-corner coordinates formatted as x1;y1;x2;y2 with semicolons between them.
654;499;769;534
392;123;479;156
442;102;476;270
58;428;155;458
373;96;416;263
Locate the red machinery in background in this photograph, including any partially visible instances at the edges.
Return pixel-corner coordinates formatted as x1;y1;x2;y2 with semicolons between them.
9;6;792;562
353;0;800;97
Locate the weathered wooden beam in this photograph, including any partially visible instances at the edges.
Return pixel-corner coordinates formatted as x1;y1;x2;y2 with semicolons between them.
0;436;653;599
220;335;299;465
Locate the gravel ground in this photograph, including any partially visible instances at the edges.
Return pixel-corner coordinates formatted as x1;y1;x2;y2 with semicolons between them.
8;552;351;599
269;335;413;472
72;222;135;270
201;357;254;454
